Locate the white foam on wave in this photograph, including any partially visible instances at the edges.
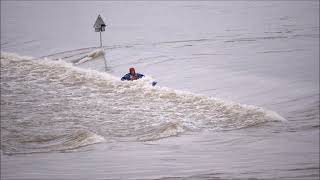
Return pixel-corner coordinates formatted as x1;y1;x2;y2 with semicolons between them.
73;48;105;65
1;52;34;60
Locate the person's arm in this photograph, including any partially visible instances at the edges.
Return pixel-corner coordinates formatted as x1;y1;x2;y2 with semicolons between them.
121;74;130;81
137;73;144;79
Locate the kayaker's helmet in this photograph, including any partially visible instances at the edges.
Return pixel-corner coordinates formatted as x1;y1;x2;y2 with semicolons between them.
129;67;135;75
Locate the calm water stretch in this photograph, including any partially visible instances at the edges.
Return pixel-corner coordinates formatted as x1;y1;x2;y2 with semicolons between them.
1;1;319;180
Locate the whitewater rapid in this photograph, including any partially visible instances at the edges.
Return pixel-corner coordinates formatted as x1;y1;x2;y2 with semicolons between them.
1;52;285;155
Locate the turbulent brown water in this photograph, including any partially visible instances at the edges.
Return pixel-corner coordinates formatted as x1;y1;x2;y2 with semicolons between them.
1;1;319;179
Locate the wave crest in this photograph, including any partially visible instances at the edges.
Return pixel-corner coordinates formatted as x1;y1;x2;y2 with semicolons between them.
1;129;105;155
1;52;286;151
138;122;185;141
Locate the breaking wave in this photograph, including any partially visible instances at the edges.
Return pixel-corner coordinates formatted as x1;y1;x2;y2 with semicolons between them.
1;52;285;154
2;129;105;155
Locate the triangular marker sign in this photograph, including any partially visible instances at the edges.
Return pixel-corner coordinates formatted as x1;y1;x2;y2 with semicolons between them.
94;15;106;28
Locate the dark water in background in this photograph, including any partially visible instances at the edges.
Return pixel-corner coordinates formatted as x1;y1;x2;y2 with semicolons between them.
1;1;319;179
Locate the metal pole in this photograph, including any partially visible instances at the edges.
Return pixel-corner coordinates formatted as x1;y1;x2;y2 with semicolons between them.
99;31;102;47
100;30;106;71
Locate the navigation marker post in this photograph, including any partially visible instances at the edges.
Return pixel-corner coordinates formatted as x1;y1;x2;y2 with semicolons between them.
94;15;106;47
93;15;107;71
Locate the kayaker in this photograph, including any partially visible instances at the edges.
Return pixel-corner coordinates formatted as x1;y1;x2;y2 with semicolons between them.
121;67;144;81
